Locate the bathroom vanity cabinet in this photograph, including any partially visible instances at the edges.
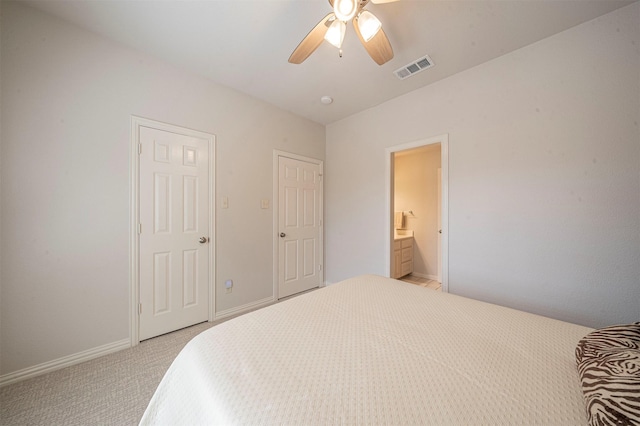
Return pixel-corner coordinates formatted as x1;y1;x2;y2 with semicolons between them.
393;236;413;279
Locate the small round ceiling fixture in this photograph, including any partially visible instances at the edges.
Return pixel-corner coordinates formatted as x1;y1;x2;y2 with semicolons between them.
320;96;333;105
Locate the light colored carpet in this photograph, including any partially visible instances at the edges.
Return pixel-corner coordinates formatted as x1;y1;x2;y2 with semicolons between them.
0;289;319;426
1;321;215;426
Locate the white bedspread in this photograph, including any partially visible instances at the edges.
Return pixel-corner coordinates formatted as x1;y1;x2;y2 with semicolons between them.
140;275;592;425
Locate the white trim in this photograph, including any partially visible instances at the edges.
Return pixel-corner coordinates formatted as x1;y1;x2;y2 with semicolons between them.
272;150;324;301
214;296;274;320
385;134;449;293
0;339;130;387
130;116;216;346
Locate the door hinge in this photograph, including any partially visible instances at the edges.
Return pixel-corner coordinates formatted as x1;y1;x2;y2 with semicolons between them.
139;303;142;315
319;264;323;271
138;143;142;155
138;223;142;234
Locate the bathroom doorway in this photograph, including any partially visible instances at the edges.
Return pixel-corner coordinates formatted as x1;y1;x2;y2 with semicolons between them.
385;135;448;292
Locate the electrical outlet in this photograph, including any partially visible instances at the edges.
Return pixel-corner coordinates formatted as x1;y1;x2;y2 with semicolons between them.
222;196;229;209
261;199;269;209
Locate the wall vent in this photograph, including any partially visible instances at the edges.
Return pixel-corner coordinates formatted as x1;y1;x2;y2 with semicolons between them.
393;54;434;80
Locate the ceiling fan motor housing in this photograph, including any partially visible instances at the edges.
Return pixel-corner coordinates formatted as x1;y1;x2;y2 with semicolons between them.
334;0;359;22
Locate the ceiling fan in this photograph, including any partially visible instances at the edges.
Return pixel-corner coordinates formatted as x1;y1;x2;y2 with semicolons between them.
289;0;399;66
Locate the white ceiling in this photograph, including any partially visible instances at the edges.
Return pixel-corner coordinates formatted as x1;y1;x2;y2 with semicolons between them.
22;0;634;125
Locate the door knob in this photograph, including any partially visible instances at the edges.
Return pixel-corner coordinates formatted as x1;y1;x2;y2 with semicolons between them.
280;232;286;238
438;230;442;234
199;237;208;244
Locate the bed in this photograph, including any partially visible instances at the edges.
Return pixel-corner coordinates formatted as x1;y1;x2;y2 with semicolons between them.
140;274;594;425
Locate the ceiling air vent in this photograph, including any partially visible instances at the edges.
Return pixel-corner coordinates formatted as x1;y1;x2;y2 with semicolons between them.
393;54;434;80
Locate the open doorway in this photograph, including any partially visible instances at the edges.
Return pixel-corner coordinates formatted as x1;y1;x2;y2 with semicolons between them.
385;135;448;292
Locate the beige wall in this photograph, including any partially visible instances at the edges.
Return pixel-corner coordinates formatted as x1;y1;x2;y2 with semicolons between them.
394;145;441;278
0;2;325;377
326;3;640;328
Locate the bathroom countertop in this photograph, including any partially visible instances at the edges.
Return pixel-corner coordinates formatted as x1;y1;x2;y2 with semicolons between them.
394;230;414;241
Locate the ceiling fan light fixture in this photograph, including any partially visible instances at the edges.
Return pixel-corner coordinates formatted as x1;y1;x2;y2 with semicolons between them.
357;11;382;42
324;19;346;48
288;0;395;65
334;0;358;22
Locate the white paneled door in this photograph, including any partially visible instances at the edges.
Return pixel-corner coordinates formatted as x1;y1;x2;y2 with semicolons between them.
278;156;322;299
139;126;210;340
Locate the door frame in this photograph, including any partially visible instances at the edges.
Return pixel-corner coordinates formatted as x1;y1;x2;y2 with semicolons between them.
385;134;449;292
129;116;216;346
272;150;324;300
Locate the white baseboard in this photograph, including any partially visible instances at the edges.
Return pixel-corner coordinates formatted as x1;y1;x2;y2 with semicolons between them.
214;296;274;320
0;338;131;388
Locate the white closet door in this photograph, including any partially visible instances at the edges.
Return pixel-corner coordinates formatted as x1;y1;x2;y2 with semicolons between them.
278;156;322;299
139;126;209;340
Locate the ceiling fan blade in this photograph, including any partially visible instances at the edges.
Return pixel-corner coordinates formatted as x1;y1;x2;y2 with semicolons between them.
289;13;335;64
369;0;399;4
353;18;394;65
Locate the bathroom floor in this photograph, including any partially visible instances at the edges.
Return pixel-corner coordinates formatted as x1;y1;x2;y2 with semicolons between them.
400;275;442;291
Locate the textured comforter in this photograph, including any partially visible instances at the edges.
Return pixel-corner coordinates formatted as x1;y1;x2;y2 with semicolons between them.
140;274;592;425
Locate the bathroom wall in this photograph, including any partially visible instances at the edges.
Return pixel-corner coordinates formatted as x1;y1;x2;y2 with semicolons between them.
394;145;441;279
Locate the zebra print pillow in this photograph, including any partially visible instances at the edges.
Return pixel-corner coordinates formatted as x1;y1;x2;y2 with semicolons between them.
575;322;640;426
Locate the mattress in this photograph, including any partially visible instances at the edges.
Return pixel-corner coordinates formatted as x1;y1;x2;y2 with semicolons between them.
140;274;592;425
